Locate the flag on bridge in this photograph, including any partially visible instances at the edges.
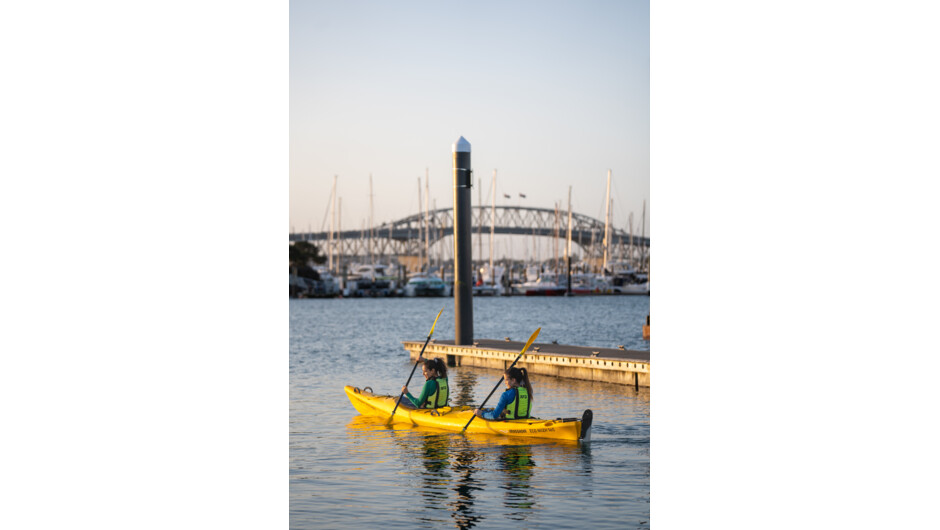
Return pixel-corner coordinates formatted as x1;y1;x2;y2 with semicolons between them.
519;193;527;198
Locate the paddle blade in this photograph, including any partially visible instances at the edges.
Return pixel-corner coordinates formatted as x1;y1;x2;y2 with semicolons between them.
428;308;444;336
520;327;541;355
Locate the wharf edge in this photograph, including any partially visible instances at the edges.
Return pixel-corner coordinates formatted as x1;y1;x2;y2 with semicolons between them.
402;339;650;388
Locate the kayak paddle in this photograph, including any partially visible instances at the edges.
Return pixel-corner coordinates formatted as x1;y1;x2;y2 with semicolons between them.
389;308;444;422
462;327;541;432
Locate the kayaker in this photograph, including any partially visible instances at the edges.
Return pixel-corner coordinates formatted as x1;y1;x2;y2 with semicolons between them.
400;357;449;409
473;366;532;420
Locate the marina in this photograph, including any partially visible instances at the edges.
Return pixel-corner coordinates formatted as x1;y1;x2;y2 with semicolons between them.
289;153;650;300
292;138;651;395
289;262;649;299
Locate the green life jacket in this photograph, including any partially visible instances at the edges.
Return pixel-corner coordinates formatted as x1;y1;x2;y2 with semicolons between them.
424;377;449;409
503;387;530;419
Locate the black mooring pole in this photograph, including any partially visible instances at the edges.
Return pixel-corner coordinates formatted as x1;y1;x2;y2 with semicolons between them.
453;136;473;345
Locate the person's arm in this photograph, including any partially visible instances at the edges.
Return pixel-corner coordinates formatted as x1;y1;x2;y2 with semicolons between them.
406;379;436;407
481;388;515;420
401;385;418;407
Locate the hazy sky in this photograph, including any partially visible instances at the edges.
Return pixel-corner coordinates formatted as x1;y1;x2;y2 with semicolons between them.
290;0;649;245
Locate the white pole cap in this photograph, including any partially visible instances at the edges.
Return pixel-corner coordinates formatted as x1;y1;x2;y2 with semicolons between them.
452;136;471;153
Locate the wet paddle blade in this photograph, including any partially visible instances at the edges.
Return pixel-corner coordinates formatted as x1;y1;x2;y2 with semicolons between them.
428;307;444;336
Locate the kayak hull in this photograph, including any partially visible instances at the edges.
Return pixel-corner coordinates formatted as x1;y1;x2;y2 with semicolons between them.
345;385;590;441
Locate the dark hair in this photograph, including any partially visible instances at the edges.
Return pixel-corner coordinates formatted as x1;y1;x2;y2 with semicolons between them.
423;357;448;379
505;366;533;402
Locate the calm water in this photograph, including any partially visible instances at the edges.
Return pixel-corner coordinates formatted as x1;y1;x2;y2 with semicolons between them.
290;296;650;529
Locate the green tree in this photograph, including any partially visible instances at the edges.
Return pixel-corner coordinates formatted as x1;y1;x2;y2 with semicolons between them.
290;241;326;279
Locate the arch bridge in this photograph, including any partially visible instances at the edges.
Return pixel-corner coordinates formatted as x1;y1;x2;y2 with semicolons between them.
290;205;649;270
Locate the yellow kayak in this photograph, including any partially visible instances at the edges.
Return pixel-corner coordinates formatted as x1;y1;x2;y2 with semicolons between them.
344;385;593;442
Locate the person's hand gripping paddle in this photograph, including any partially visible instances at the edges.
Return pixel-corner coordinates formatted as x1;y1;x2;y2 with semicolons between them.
462;327;540;432
389;308;444;422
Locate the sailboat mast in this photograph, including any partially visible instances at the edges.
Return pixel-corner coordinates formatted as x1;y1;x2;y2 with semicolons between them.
603;169;611;274
417;178;423;272
490;169;495;285
425;168;430;273
641;199;647;272
614;200;622;268
553;202;560;276
628;211;634;269
477;176;482;272
566;186;573;295
329;175;337;271
337;197;342;271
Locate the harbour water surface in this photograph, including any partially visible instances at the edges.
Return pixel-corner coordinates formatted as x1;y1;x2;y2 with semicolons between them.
290;296;650;529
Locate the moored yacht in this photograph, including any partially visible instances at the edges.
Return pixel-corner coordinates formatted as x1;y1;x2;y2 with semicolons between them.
404;274;447;297
472;264;506;296
314;266;341;296
518;275;566;296
344;263;399;297
607;265;649;295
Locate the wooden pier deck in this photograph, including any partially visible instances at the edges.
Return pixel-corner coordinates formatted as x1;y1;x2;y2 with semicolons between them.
402;338;650;388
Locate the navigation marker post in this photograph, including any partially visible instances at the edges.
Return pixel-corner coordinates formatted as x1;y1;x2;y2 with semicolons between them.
453;136;473;345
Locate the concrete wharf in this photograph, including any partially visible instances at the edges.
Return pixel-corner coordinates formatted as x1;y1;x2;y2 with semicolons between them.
402;339;650;388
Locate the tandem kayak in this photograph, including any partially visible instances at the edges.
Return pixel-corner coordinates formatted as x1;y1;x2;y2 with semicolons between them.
344;385;593;442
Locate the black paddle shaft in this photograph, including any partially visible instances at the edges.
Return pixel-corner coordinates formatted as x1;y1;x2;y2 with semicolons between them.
461;328;540;432
462;352;521;431
388;309;443;421
389;335;432;419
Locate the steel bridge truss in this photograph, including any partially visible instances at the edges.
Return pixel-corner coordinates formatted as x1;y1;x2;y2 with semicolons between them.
290;205;649;269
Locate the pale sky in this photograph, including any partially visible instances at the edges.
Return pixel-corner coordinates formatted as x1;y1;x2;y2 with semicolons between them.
289;0;649;246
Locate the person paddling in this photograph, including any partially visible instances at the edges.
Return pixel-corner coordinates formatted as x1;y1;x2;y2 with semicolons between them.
400;357;449;409
473;366;532;420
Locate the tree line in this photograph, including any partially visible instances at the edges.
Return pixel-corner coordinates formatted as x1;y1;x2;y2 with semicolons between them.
290;241;325;280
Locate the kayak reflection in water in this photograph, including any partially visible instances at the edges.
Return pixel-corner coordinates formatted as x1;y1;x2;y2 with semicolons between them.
400;357;450;409
473;367;533;420
499;444;536;513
